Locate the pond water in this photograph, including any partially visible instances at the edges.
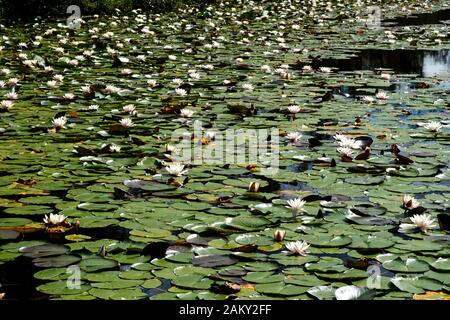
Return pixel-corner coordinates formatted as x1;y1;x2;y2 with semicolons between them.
0;0;449;301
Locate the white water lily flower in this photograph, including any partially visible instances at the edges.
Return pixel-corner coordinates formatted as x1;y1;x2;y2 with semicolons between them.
400;214;437;233
286;132;302;143
189;72;201;80
333;133;346;141
81;85;91;94
175;88;187;96
261;64;271;73
402;195;420;210
123;104;136;114
248;181;260;192
337;136;357;149
147;79;157;87
63;93;75;100
109;144;121;152
273;229;286;242
180;108;194;118
376;91;389;100
119;118;134;128
165;163;188;176
88;104;99;111
285;240;310;256
43;213;67;225
287;105;301;114
105;85;122;94
5;92;18;100
0;100;14;110
335;285;366;300
172;78;183;85
380;73;391;81
242;83;254;91
53;74;64;82
8;78;19;86
120;68;132;75
337;147;353;157
423;121;442;133
52;116;67;128
286;198;306;213
319;67;331;73
47;80;58;88
302;65;313;73
362;96;376;103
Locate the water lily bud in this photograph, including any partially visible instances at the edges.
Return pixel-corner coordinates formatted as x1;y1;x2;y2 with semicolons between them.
274;229;286;242
248;181;260;192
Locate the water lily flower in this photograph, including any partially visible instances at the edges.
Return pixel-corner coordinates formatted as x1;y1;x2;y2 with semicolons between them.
286;197;306;214
242;83;254;91
336;136;357;149
189;72;201;80
335;286;366;300
105;85;122;94
81;85;91;94
180;108;194;118
63;93;75;100
165;163;188;176
147;79;157;87
273;229;286;242
286;132;302;143
423;121;442;133
302;65;313;73
119;118;134;128
337;147;353;158
8;78;19;86
285;240;309;256
109;144;121;152
52;116;67;128
380;73;391;81
120;68;132;75
0;100;14;110
47;80;58;88
376;91;389;100
53;74;64;82
5;92;18;100
402;195;420;210
123;104;136;115
319;67;331;73
287;105;301;114
261;64;271;73
248;181;260;192
43;213;67;226
88;104;99;111
399;214;438;233
362;96;376;103
172;78;183;85
175;88;187;96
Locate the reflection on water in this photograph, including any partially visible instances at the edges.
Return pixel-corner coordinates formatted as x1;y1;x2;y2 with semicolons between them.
324;49;450;78
423;50;450;77
383;8;450;26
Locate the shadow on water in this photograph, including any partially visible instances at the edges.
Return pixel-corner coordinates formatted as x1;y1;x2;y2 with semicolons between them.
383;8;450;26
323;49;450;77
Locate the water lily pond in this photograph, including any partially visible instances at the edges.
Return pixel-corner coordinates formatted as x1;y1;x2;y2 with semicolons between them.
0;0;449;301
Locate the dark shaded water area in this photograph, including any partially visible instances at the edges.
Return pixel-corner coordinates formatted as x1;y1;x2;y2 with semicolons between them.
323;49;450;78
383;8;450;26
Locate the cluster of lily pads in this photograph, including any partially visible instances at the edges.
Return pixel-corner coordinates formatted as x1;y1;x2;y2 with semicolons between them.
0;0;449;300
